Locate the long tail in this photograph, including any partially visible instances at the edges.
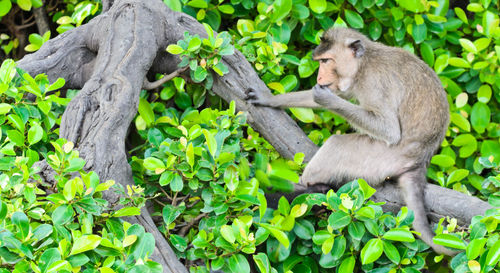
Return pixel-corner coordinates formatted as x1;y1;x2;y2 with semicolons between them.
398;168;458;256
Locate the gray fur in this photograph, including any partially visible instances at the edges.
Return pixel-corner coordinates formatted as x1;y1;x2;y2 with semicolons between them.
246;27;454;255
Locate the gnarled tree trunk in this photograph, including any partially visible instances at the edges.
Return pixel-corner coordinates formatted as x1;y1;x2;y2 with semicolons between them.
17;0;493;272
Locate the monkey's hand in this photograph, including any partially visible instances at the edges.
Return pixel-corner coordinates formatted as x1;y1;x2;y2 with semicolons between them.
245;88;276;107
313;84;337;106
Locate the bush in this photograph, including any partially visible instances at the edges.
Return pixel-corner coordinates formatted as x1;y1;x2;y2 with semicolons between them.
0;0;499;272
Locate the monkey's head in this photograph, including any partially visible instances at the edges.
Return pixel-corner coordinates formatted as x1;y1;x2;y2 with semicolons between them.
313;27;367;92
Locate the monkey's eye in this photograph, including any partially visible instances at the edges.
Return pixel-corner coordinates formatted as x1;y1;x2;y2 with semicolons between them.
319;59;329;64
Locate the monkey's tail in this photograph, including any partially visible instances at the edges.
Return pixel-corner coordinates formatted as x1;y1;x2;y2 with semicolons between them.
398;168;459;256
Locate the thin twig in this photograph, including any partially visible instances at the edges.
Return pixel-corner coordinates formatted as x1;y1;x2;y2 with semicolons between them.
179;213;208;236
143;66;189;90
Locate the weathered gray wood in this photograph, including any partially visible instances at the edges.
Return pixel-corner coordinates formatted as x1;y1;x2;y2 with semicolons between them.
16;0;493;271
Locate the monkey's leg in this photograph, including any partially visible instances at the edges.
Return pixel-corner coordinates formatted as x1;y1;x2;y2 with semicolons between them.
399;169;459;256
300;134;411;187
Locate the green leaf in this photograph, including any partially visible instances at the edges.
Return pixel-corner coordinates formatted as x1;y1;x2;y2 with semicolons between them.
224;165;239;192
470;102;490;133
28;33;43;47
293;219;315;240
368;21;382;40
143;157;165;171
355;206;375;219
420;42;434;66
28;123;43;145
474;38;490;52
70;235;102;256
477;85;491;103
46;260;72;273
8;114;25;133
39;248;61;273
486;240;500;267
431;154;455;168
312;230;331;245
220;225;236;244
52;205;73;225
412;23;427;44
166;44;184;55
450;113;470;132
163;204;183;226
452;134;477;158
0;0;12;17
260;224;290;248
47;78;65;92
253;253;271;273
0;59;16;84
454;7;468;23
228;254;250;273
0;103;12;115
7;130;24;147
328;210;351;230
382;228;415;242
187;37;201;52
459;38;477;53
348;221;365;240
433;234;466;250
187;0;208;8
383;240;401;264
289;108;314;123
17;0;32;11
114;207;141;217
357;179;376;199
322;236;334;254
257;192;267;221
361;238;384;264
186;142;195;169
218;4;234;14
271;0;292;22
309;0;326;14
447;169;469;185
434;54;449;74
163;0;182;12
138;98;155;127
298;56;318;78
399;0;426;12
12;212;30;240
448;57;470;68
170;173;183;192
338;256;355;272
63;179;77;201
466;238;487;260
193;66;208;82
344;10;364;28
202;129;217;157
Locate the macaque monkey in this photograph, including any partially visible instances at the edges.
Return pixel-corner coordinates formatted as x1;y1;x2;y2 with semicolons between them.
246;27;454;255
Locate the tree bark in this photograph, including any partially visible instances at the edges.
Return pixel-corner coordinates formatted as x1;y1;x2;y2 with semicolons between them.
16;0;493;272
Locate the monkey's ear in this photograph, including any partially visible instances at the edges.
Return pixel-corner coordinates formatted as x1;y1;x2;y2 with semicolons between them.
348;39;365;58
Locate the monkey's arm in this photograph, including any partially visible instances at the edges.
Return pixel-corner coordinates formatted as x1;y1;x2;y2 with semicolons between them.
313;85;401;144
246;88;323;109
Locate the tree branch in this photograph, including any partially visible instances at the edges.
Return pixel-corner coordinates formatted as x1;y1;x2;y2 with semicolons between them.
33;1;50;35
143;66;188;90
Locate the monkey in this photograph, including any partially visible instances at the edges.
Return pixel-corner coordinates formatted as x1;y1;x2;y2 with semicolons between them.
245;27;456;256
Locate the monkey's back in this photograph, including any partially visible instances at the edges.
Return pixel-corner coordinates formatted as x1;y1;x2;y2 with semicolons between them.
364;43;450;162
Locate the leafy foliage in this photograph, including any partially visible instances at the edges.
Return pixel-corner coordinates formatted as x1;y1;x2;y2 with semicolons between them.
0;0;499;272
166;23;234;89
0;62;161;273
